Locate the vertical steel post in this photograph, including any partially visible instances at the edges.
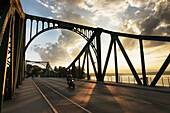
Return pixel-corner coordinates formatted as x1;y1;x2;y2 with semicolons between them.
22;19;26;80
14;18;23;91
42;21;44;30
162;78;164;87
78;58;80;79
72;63;76;78
113;39;118;83
0;15;11;113
48;22;50;28
87;49;90;80
8;14;15;99
96;29;102;81
36;20;38;33
81;52;87;79
29;19;32;40
139;39;147;85
168;77;170;87
18;19;25;85
13;13;20;92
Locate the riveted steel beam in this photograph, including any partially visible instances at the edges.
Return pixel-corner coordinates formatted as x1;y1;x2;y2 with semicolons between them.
81;52;87;79
0;14;11;113
117;38;142;85
150;54;170;87
102;35;114;79
88;46;97;77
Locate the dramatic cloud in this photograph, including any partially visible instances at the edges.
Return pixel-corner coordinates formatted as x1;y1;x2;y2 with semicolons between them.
32;0;170;67
140;0;170;35
140;0;170;48
33;43;72;65
33;0;92;66
120;0;170;50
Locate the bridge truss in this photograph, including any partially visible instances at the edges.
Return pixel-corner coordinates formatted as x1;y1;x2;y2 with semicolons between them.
0;0;170;112
0;0;26;112
25;14;170;86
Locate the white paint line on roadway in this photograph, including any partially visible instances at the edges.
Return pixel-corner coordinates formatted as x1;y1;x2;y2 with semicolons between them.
40;81;92;113
118;95;152;105
32;80;58;113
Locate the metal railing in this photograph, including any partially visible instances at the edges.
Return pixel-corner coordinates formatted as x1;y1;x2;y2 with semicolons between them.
90;75;170;87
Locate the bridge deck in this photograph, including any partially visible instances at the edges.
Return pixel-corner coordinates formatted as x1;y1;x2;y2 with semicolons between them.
3;78;170;113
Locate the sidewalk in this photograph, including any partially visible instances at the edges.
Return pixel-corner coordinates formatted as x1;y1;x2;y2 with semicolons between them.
2;78;53;113
78;79;170;94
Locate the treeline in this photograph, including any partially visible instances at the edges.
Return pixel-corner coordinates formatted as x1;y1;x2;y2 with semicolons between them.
26;64;44;77
54;66;86;78
26;64;86;78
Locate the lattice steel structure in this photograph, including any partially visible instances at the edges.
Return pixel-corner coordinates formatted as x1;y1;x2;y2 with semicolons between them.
25;13;170;86
0;0;25;112
0;0;170;112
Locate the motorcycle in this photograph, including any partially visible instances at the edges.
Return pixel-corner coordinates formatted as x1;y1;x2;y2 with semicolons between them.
67;79;75;89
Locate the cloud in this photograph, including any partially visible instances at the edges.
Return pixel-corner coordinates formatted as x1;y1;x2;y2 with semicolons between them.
33;0;92;66
80;0;129;30
120;0;170;50
139;0;170;48
33;29;85;66
33;43;72;65
33;0;170;67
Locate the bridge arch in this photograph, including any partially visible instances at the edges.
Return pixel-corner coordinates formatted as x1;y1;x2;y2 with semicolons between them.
25;14;97;56
25;25;97;55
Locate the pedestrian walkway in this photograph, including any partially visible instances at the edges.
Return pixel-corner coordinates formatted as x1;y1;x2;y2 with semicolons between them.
2;78;53;113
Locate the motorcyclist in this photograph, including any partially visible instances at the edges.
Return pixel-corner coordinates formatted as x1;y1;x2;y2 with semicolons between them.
67;74;73;84
66;74;75;89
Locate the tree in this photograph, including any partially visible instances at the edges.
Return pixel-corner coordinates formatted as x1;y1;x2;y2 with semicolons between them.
54;66;58;71
26;64;43;77
71;66;85;79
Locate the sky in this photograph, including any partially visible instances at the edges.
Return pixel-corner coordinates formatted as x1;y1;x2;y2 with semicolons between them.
20;0;170;73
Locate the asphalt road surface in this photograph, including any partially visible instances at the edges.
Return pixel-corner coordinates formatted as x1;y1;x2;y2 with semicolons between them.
33;78;170;113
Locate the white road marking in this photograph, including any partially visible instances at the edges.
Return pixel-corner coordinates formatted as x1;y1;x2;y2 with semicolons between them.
32;80;58;113
118;95;152;105
40;80;92;113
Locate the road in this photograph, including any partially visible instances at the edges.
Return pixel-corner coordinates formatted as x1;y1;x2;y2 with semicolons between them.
33;78;170;113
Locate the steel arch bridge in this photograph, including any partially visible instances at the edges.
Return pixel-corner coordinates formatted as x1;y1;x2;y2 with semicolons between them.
0;0;170;112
